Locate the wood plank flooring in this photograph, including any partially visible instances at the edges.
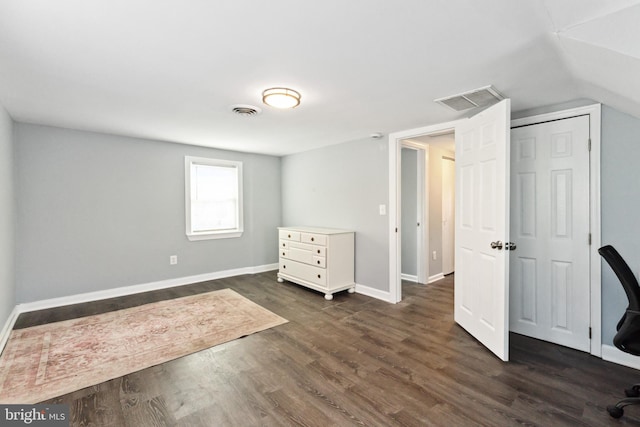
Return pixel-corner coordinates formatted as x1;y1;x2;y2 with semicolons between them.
14;272;640;426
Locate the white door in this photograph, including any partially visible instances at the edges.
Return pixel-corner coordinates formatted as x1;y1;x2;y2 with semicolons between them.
442;157;455;275
454;99;511;361
510;115;591;352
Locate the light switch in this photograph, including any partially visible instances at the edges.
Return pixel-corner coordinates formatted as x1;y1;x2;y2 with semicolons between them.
379;204;386;216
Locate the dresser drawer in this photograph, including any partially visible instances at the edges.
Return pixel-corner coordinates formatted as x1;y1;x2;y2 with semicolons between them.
313;246;326;257
279;260;327;287
313;256;326;268
279;230;301;241
301;232;327;246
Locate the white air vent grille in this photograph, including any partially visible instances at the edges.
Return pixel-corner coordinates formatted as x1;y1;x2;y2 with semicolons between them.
435;85;504;112
231;104;262;116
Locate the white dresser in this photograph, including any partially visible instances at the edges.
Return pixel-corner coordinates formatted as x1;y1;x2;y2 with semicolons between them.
277;226;355;300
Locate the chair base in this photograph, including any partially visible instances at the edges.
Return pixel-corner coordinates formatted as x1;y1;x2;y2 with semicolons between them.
626;384;640;397
607;384;640;418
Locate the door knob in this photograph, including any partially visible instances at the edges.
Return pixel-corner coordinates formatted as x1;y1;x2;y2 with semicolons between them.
490;241;503;250
506;242;517;251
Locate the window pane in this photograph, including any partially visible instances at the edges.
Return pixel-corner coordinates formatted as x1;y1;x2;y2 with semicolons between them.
190;163;238;232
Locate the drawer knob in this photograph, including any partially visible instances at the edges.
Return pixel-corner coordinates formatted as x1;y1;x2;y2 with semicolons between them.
317;260;320;264
317;274;321;279
288;234;291;238
283;265;286;269
282;252;286;256
282;243;285;247
317;249;320;254
311;237;315;242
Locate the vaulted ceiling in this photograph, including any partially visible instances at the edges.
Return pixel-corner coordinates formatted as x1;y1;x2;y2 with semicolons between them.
0;1;638;156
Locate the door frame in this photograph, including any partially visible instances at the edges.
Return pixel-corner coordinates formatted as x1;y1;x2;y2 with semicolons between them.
389;119;460;303
387;103;601;358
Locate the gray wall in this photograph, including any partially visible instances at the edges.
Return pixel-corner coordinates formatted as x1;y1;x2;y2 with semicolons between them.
281;137;389;292
15;124;281;303
601;106;640;345
401;148;418;277
0;104;15;326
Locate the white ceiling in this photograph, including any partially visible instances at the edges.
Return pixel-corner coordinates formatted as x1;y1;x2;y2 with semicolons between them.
0;0;638;156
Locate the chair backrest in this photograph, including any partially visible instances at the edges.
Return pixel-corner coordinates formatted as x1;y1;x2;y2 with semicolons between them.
599;245;640;311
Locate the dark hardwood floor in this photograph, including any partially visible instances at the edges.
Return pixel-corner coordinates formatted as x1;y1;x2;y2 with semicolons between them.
15;272;640;426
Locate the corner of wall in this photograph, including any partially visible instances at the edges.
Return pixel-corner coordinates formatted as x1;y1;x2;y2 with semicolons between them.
0;103;16;338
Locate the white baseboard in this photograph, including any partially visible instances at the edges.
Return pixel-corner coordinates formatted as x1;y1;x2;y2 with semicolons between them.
18;263;278;313
0;306;20;357
602;344;640;370
355;283;394;303
400;274;418;283
400;274;445;285
428;273;445;284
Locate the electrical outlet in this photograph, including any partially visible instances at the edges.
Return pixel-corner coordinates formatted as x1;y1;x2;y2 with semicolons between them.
170;255;178;265
379;204;387;216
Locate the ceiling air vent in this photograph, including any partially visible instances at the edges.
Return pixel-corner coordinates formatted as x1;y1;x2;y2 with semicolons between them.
231;104;262;116
435;85;504;112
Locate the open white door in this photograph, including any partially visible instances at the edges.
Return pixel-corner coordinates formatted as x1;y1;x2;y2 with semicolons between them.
454;99;511;361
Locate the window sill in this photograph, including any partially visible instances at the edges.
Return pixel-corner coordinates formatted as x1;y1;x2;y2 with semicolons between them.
187;230;243;241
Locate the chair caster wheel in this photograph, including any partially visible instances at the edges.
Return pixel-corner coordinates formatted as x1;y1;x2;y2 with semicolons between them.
626;387;640;397
607;405;624;419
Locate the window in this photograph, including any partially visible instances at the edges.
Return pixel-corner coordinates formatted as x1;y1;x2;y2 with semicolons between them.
185;156;243;240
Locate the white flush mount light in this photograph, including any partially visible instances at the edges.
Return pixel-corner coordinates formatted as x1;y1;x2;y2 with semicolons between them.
262;87;301;109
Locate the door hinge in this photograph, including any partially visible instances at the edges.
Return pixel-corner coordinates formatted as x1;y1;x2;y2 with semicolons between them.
588;233;592;245
395;227;398;233
588;138;592;152
589;327;592;339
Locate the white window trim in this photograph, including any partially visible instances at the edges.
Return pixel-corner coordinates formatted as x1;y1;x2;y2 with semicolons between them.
185;156;244;241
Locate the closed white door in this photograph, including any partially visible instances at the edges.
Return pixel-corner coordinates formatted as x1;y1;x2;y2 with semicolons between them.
442;157;455;275
454;99;511;361
509;115;591;352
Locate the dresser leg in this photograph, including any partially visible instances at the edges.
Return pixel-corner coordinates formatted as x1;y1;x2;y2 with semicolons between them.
277;277;284;283
348;287;355;294
324;293;334;301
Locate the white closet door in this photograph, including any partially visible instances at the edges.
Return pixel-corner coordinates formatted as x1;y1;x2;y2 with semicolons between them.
510;115;590;352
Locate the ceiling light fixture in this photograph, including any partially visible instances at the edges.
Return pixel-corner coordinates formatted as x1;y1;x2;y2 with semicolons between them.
262;87;301;109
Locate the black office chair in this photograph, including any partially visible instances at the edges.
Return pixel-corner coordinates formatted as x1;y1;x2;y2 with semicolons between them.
599;245;640;418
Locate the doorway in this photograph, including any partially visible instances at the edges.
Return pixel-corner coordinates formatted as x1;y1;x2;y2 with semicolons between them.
399;135;455;285
388;103;602;358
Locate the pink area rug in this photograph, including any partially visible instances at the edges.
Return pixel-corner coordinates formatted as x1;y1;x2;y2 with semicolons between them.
0;289;287;404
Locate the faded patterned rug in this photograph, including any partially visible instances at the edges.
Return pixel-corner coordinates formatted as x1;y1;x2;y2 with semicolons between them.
0;289;287;404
